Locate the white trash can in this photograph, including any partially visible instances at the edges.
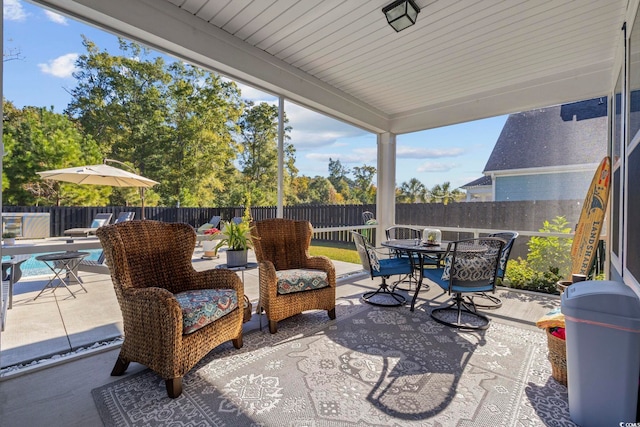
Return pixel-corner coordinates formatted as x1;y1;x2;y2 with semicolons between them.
561;280;640;426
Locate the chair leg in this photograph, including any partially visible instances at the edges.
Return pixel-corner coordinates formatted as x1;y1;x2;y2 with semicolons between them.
328;308;336;320
232;334;243;349
467;292;502;309
362;278;406;307
269;320;278;334
430;294;490;330
110;355;130;376
165;377;183;398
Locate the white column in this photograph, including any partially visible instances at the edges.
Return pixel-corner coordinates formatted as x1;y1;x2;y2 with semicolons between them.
277;96;284;218
376;132;396;244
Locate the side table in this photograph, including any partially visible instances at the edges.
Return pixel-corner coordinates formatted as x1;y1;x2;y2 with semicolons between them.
216;262;258;324
34;251;90;299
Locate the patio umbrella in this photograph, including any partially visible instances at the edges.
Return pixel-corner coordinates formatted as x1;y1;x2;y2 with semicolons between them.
37;162;158;219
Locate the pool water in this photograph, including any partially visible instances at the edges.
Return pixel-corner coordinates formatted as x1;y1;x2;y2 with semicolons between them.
2;249;103;278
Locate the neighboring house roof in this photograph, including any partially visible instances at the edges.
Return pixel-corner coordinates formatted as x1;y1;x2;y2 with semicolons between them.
483;97;608;173
461;175;492;189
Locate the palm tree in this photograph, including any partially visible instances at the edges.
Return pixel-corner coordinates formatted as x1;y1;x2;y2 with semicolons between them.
429;181;463;205
398;178;427;203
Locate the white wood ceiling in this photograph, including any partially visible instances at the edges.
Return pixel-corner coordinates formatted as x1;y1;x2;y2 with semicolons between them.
35;0;629;134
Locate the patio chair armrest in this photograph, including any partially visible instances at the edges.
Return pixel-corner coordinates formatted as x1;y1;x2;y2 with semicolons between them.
257;260;278;299
304;255;336;286
120;287;184;347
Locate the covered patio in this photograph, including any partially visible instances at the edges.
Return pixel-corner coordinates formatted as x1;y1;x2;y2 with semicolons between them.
0;243;562;425
3;0;640;424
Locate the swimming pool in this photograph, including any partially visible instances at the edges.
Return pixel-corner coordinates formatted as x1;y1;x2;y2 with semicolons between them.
2;249;103;278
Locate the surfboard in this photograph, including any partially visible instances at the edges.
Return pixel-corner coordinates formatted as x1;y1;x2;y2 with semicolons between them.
570;156;611;278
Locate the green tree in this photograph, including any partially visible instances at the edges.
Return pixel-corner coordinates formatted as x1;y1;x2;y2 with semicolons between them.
429;181;463;204
162;62;243;207
351;165;376;204
236;102;294;206
328;158;352;200
398;178;427;203
2;101;105;206
66;37;244;207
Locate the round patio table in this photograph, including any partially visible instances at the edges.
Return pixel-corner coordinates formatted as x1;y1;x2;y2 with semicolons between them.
382;239;452;311
34;251;89;300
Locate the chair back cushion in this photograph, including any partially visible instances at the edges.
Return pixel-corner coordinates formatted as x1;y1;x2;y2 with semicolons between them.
276;269;329;294
440;237;504;291
251;219;312;270
351;231;378;273
175;289;239;334
488;231;519;278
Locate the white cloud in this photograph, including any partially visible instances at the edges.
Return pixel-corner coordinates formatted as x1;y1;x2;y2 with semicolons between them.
396;146;465;158
4;0;27;21
234;82;275;103
416;161;459;173
306;148;377;165
38;53;79;78
44;10;68;25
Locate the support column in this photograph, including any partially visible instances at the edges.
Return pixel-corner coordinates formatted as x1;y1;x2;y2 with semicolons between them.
277;96;284;218
376;132;396;244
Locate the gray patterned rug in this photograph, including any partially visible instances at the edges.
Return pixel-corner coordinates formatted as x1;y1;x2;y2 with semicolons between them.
92;295;574;426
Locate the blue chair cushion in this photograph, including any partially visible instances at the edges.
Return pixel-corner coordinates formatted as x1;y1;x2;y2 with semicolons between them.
371;257;412;278
90;218;108;228
423;266;494;293
175;289;238;334
276;269;329;294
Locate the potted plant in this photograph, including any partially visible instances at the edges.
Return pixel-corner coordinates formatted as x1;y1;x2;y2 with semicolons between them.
213;220;255;267
2;231;17;246
201;227;221;258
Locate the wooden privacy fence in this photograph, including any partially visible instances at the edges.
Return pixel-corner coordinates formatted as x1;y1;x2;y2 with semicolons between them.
3;200;581;245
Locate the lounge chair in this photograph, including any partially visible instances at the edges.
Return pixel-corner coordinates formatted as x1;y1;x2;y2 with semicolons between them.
76;212;135;274
196;215;221;234
63;212;113;237
114;211;135;224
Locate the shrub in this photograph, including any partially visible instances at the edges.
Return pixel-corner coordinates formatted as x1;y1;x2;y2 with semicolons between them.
503;216;572;295
527;216;573;279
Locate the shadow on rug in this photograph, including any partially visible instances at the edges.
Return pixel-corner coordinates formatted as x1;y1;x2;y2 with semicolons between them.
92;295;574;426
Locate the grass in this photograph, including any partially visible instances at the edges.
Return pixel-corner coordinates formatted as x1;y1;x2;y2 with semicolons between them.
309;240;360;264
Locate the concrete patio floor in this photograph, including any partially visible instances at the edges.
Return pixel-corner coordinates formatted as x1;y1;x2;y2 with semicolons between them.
0;245;561;426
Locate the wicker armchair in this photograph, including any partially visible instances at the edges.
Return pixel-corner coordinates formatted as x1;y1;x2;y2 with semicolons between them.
96;220;244;398
250;218;336;334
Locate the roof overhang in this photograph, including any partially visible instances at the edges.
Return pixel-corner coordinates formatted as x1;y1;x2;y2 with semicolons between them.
32;0;632;134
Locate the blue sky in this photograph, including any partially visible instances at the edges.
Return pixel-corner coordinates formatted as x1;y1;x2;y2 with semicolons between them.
3;0;508;191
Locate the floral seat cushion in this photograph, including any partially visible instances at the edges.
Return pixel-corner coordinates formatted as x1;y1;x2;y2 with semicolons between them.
276;269;329;295
174;288;238;334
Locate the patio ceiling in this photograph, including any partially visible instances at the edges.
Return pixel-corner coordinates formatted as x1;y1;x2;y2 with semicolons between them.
35;0;628;134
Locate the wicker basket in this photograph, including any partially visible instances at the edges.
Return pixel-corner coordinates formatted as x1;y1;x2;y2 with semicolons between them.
546;328;567;385
243;295;252;323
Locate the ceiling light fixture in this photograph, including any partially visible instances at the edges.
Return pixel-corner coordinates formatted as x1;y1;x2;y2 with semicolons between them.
382;0;420;32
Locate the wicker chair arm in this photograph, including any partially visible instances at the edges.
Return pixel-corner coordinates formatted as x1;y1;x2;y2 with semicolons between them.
120;287;184;350
304;255;336;286
257;260;279;299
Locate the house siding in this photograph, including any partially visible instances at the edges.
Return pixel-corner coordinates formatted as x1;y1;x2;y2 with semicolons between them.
495;171;593;201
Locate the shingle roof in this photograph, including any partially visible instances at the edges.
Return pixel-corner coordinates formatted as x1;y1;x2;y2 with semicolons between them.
461;175;492;188
483;98;608;173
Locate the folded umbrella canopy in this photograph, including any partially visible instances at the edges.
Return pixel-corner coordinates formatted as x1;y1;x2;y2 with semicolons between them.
37;163;158;219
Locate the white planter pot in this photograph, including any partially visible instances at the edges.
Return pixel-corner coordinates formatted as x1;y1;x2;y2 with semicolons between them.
202;240;217;258
3;238;15;246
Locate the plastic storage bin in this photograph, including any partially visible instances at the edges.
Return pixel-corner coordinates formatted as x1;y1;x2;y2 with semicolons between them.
561;280;640;426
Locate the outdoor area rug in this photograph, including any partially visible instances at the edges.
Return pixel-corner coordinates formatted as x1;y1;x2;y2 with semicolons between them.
92;295;573;426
